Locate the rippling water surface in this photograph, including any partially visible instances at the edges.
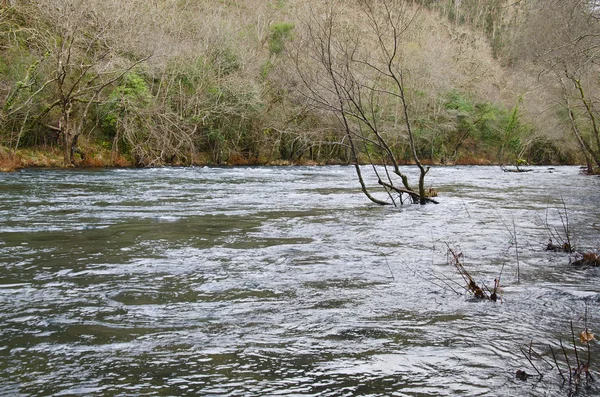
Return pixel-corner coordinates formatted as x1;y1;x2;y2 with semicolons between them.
1;165;599;396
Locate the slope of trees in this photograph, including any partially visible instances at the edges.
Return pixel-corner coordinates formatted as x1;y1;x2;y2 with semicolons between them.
0;0;594;170
507;0;600;172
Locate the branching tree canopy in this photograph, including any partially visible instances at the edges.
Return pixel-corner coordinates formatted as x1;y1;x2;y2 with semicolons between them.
292;0;437;205
2;0;593;169
3;0;151;165
513;0;600;171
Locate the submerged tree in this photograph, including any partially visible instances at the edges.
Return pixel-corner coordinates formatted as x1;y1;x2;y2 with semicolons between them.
292;0;436;205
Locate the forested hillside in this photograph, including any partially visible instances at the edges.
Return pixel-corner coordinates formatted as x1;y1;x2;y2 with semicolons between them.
1;0;598;169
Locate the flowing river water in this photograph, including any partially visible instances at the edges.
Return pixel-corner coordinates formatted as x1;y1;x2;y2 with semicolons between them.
0;165;599;396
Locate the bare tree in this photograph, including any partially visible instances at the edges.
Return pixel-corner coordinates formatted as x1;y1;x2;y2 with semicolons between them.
5;0;150;165
512;0;600;171
293;0;436;205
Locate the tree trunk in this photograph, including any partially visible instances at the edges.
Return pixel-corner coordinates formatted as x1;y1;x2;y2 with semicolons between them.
572;77;600;168
562;75;600;170
60;110;72;165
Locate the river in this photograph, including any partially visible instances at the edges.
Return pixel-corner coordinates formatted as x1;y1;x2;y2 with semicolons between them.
0;165;599;396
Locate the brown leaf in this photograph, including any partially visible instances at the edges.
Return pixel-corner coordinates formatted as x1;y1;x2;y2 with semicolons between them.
580;329;595;343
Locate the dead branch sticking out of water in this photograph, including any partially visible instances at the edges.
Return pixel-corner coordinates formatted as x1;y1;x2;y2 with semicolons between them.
544;197;574;253
500;164;533;173
547;239;574;253
496;211;520;283
519;342;544;381
446;244;499;301
571;252;600;267
557;321;596;392
518;317;596;394
541;199;600;268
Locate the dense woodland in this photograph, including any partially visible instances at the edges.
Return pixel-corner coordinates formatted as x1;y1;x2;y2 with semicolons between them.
1;0;599;170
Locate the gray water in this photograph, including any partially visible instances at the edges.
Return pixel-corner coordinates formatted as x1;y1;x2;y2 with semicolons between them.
0;165;599;396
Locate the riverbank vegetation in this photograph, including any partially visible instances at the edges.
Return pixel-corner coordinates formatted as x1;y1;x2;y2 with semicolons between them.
0;0;598;171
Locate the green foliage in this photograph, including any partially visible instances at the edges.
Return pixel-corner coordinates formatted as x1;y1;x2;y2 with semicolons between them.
0;0;581;166
445;90;475;113
211;47;240;76
3;56;43;112
408;90;533;163
260;60;273;80
113;73;152;103
268;22;294;56
525;137;567;164
193;81;264;163
102;72;152;135
0;19;55;148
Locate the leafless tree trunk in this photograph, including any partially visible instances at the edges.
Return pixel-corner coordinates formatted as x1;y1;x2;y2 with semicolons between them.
292;0;436;205
559;75;600;171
